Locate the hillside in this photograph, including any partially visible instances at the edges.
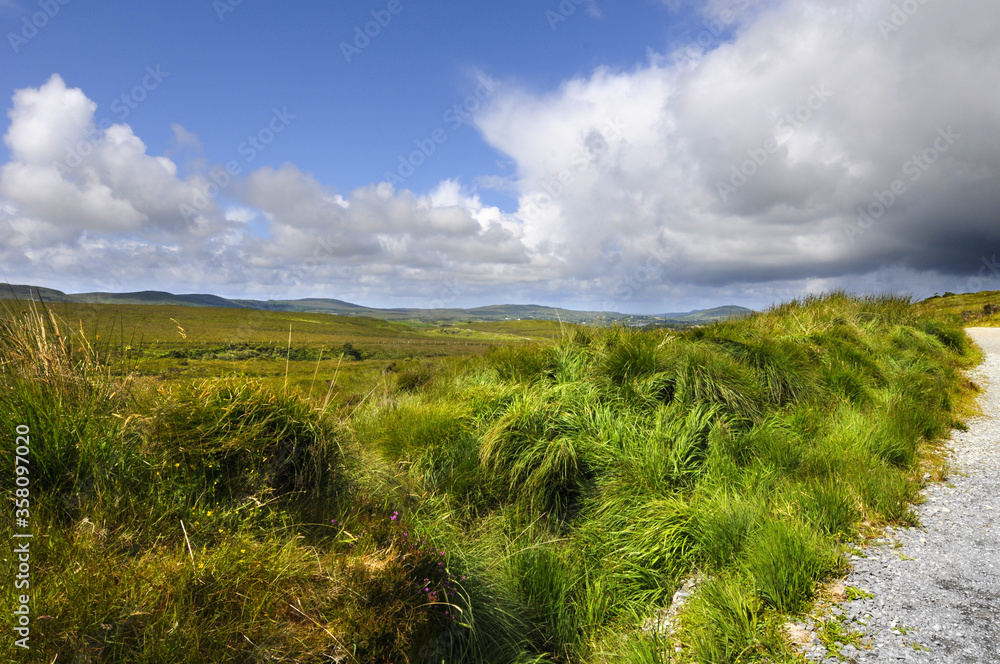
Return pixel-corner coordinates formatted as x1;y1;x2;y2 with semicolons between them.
0;293;979;663
1;283;752;326
917;290;1000;325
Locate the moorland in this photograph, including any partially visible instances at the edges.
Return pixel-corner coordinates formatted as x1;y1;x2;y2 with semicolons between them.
0;290;992;662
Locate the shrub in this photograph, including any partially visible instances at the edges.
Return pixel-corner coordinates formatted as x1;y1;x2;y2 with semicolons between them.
484;345;552;382
693;490;762;570
147;377;343;502
744;519;840;613
686;573;763;664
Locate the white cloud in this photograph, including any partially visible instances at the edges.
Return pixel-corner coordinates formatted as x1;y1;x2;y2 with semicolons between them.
3;0;1000;311
4;74;96;165
475;0;1000;308
0;76;536;305
224;207;258;224
0;75;223;239
170;124;203;151
240;165;531;297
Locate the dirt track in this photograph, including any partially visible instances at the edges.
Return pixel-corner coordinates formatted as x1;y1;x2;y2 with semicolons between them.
839;327;1000;663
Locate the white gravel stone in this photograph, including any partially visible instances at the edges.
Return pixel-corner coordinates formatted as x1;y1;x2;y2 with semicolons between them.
840;328;1000;663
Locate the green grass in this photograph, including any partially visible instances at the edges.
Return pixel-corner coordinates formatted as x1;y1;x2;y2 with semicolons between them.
0;292;981;662
917;290;1000;326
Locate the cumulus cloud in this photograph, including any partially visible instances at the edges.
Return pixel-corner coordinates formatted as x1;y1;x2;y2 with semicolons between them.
476;0;1000;308
238;165;533;303
0;77;533;304
0;74;221;241
3;0;1000;310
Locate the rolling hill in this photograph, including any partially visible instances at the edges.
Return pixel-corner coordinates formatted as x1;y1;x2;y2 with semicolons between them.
1;283;753;325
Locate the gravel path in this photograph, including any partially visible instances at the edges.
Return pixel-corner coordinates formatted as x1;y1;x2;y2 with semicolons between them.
835;327;1000;663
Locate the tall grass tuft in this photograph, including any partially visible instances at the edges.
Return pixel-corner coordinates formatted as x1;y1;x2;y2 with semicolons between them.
685;572;764;664
147;377;344;505
2;292;979;663
0;300;140;521
744;519;841;613
693;489;762;570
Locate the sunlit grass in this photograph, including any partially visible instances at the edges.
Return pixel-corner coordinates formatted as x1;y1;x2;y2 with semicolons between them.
0;292;980;662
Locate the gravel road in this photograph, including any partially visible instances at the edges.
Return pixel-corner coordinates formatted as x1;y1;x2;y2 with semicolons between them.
834;327;1000;663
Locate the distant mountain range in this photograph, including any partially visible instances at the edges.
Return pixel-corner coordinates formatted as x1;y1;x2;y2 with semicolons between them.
0;283;754;326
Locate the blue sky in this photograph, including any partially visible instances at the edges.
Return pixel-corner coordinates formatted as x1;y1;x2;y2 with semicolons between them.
1;0;999;312
2;0;696;204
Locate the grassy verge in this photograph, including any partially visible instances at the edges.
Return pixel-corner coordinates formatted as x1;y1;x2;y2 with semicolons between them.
0;293;979;662
917;290;1000;326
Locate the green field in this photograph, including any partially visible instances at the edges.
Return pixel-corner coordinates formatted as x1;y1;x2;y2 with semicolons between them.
38;301;569;348
0;293;980;663
917;290;1000;325
0;283;755;326
29;302;574;412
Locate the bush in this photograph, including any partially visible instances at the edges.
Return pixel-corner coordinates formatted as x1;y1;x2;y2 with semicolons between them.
686;573;764;664
744;519;840;612
147;378;343;502
3;292;977;663
341;342;363;361
396;367;435;392
0;303;142;521
693;490;762;570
